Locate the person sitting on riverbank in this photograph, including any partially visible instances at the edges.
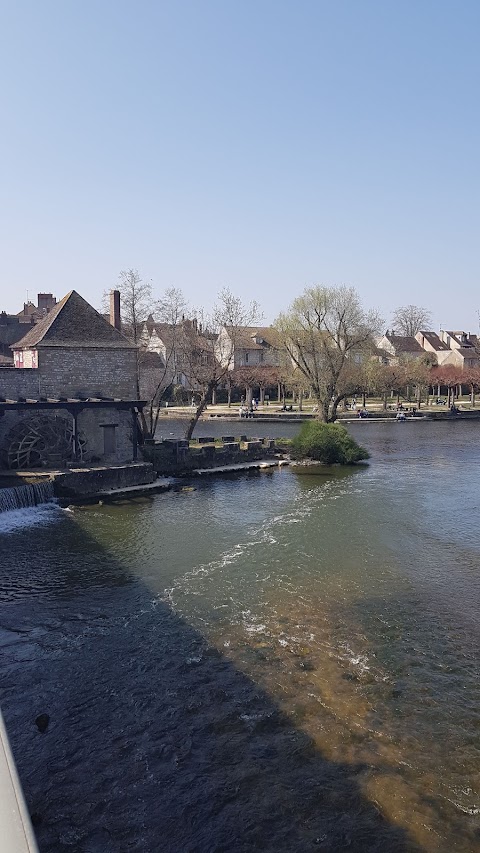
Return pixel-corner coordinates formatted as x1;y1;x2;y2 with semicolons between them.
239;406;254;419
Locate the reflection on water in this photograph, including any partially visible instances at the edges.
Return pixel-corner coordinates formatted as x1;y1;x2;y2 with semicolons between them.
0;421;479;852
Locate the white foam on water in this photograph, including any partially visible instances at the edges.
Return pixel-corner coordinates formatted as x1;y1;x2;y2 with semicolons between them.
337;641;371;673
162;475;360;626
0;503;62;535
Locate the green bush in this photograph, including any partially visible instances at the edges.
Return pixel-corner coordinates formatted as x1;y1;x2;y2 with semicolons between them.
292;421;370;464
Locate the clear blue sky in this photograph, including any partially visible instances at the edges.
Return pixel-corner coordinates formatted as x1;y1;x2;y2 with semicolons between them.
1;0;479;330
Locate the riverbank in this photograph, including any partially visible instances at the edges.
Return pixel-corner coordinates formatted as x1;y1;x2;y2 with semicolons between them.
156;403;480;425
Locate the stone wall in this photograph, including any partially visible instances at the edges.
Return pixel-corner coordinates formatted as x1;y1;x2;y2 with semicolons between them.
0;348;138;400
143;437;276;475
0;369;39;399
0;407;135;469
53;462;155;499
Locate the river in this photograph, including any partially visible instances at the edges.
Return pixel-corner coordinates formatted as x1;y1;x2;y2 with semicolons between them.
0;420;479;852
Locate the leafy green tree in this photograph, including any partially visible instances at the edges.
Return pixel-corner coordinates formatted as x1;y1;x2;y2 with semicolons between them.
276;285;382;421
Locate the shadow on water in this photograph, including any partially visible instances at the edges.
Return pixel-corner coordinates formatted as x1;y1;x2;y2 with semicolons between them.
0;515;422;853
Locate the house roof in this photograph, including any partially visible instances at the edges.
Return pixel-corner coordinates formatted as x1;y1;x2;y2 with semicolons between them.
0;314;35;346
444;331;476;349
144;320;217;348
226;326;281;350
139;351;165;368
13;291;136;350
385;334;423;353
418;331;450;351
457;347;480;359
373;346;392;360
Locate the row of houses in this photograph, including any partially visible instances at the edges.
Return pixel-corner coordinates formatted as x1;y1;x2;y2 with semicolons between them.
5;292;479;386
377;330;480;370
142;315;480;383
140;318;281;389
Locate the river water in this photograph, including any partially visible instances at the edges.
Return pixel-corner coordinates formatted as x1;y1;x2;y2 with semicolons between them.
0;420;479;852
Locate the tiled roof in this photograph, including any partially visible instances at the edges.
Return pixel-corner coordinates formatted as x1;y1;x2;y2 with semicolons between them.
419;331;450;351
373;346;391;359
226;326;281;350
13;291;135;350
444;332;476;349
457;348;480;359
139;351;165;368
385;334;423;353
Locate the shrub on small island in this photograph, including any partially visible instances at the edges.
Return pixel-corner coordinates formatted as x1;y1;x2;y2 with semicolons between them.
291;422;370;464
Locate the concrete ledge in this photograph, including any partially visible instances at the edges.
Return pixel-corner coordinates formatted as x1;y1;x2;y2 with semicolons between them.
193;459;289;475
52;463;156;498
59;478;173;505
0;710;39;852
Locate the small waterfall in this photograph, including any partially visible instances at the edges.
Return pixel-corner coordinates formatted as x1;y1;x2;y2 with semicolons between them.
0;481;55;514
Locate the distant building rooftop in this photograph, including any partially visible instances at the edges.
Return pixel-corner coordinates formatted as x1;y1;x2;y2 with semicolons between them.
13;291;136;350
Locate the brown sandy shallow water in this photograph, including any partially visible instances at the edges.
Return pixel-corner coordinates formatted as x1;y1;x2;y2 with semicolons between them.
0;420;479;852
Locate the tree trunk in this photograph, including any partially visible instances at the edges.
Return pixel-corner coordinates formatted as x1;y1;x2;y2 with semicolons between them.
471;386;475;407
211;386;217;406
330;394;347;422
298;390;303;412
227;383;232;407
136;408;148;441
277;383;281;402
260;387;265;405
362;391;366;407
184;384;214;441
383;392;387;411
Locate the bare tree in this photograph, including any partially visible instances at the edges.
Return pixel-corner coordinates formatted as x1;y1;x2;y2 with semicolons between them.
276;285;382;422
102;269;155;401
116;269;155;345
142;287;187;439
181;289;261;440
391;305;432;337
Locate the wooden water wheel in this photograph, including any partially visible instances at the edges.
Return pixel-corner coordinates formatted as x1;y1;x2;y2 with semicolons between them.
3;415;87;469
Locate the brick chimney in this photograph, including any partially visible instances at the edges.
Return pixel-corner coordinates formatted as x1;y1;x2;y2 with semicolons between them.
37;293;56;314
110;289;121;330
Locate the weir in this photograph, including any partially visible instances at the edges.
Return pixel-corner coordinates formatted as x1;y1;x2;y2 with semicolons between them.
0;482;55;514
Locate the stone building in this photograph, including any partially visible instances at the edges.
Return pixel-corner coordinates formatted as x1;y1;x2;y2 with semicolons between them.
0;290;145;470
17;292;57;322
